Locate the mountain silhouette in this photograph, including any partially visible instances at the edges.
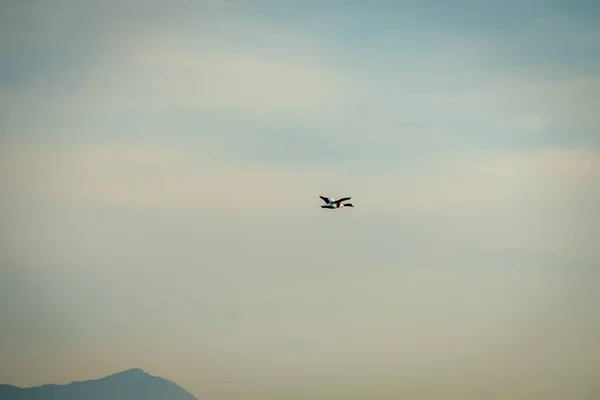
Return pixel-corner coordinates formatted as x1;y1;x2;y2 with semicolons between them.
0;368;197;400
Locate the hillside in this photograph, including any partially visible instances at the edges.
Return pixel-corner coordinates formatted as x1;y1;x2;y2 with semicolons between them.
0;368;197;400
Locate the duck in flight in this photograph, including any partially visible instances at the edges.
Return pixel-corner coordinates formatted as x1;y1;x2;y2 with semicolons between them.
319;195;354;209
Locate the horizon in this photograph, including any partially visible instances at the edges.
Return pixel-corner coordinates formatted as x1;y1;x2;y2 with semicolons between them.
1;367;149;388
0;367;198;400
1;1;599;399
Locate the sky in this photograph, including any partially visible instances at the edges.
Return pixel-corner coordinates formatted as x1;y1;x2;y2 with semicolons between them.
1;0;599;398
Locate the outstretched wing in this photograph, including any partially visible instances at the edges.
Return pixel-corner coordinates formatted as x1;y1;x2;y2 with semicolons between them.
333;197;351;204
320;196;333;204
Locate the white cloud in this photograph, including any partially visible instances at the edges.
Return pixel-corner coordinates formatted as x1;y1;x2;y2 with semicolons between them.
336;37;600;147
0;143;320;211
477;75;600;135
3;143;598;261
0;29;346;120
395;147;600;209
3;143;599;212
109;47;344;114
382;147;600;259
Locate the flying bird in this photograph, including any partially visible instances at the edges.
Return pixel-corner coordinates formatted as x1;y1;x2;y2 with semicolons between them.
319;195;354;209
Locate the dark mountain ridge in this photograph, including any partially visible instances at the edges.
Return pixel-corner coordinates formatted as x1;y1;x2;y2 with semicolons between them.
0;368;197;400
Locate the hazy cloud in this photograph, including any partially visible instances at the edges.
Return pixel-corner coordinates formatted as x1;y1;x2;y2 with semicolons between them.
1;1;599;398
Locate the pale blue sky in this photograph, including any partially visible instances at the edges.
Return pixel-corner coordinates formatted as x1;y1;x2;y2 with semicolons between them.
1;1;599;398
